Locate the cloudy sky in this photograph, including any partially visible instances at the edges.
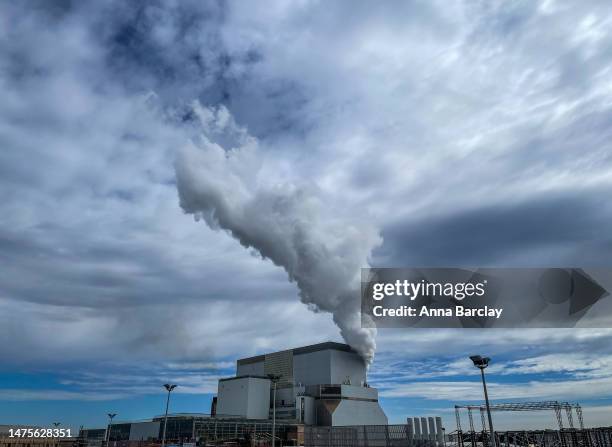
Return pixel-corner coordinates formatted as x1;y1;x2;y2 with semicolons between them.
1;0;612;430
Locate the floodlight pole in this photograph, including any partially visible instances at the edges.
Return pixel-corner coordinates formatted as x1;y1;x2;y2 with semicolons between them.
470;356;496;447
161;384;177;447
106;414;116;445
268;374;281;447
479;367;496;446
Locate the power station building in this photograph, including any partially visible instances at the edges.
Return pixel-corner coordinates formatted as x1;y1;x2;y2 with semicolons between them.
98;342;394;447
215;342;388;426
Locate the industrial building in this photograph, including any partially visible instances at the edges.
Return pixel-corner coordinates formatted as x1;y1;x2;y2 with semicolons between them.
100;342;393;446
107;420;161;442
216;342;388;426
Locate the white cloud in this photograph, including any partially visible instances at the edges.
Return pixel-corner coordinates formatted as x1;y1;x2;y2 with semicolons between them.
0;2;611;422
0;389;125;402
379;375;612;402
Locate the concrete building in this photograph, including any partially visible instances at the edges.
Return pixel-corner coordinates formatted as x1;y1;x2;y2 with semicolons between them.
128;421;161;441
107;421;160;442
217;376;271;419
98;342;390;446
216;342;388;426
78;428;106;447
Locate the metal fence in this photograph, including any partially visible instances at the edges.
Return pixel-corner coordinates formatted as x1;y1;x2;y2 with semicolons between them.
455;428;612;447
303;424;436;447
194;419;296;446
303;427;612;447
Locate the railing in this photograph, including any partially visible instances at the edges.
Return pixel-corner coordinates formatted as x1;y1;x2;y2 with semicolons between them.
303;427;612;447
304;424;437;447
453;429;612;447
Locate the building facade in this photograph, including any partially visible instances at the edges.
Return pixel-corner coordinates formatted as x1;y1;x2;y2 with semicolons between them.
216;342;388;426
100;342;390;446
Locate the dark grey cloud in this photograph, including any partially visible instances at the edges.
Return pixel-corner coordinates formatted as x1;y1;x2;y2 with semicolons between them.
377;192;612;266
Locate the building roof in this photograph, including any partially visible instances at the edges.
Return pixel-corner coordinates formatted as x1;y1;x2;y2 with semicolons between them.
218;375;270;382
237;341;356;366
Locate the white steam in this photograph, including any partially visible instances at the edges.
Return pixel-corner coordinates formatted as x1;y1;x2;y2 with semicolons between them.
174;103;381;364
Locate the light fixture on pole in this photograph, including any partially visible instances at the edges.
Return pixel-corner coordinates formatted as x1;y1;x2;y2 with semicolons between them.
161;384;177;447
267;374;282;447
106;413;117;445
469;355;496;447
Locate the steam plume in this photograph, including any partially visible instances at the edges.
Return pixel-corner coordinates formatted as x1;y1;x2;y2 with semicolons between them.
175;103;381;364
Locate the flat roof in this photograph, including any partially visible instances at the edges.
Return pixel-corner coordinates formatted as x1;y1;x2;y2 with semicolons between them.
237;341;356;366
219;375;270;382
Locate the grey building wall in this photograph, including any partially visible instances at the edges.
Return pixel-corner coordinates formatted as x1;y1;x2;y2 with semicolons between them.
247;379;271;419
236;343;367;388
293;348;366;386
237;359;265;377
129;421;160;441
330;400;388;426
230;343;386;427
275;387;296;406
313;385;386;426
340;384;378;400
79;428;107;444
330;350;366;386
264;349;293;386
217;377;271;419
293;349;332;386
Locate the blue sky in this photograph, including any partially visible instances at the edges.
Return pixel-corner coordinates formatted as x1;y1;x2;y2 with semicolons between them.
1;0;612;433
2;345;612;430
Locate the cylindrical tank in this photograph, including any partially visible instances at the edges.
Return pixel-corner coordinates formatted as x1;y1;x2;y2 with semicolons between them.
414;417;422;438
406;418;414;441
435;416;444;445
428;417;436;441
421;417;429;439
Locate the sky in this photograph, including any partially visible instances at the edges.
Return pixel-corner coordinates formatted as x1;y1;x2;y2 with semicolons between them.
1;0;612;432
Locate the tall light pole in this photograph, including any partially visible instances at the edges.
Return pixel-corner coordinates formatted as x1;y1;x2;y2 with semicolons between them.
106;414;116;445
161;384;177;447
469;356;496;447
267;374;281;447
